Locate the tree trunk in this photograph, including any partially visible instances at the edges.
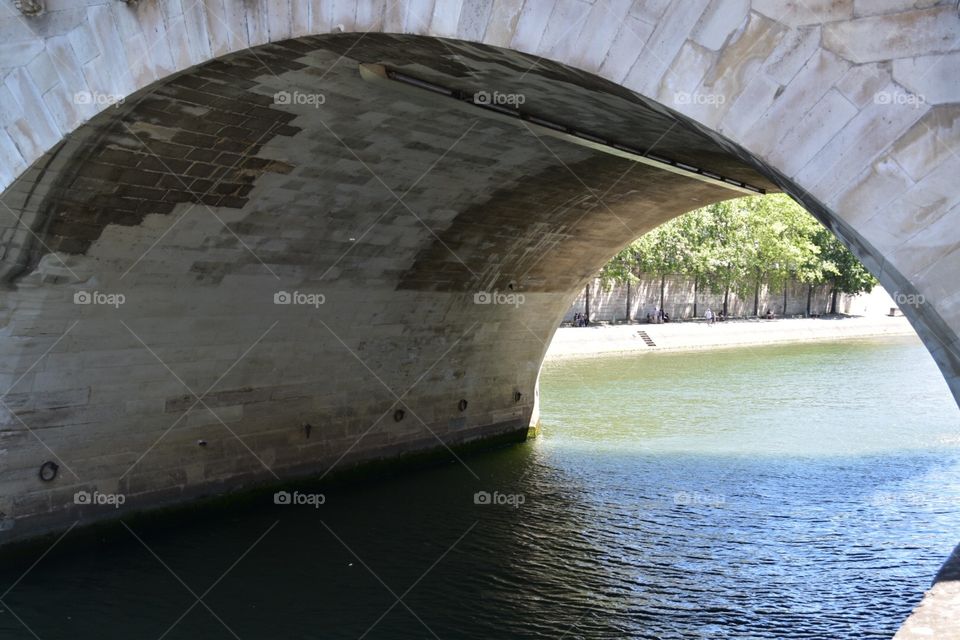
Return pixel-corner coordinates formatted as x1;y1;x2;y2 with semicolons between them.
753;277;760;317
806;284;813;317
693;276;698;318
783;284;788;316
625;280;632;323
584;282;590;324
723;286;729;317
659;274;666;314
830;289;838;315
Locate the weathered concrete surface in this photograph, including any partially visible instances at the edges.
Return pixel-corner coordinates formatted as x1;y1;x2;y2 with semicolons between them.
564;273;874;322
0;1;958;633
896;542;960;640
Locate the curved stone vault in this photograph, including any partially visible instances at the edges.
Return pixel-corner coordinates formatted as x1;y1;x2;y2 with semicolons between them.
1;30;782;539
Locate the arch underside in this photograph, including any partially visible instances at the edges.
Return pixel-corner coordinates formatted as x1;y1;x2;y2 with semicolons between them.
0;33;952;558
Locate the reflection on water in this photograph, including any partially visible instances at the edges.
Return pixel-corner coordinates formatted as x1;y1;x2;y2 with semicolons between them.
1;336;958;639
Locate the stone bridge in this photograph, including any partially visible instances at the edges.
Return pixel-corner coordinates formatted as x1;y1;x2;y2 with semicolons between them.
0;1;958;634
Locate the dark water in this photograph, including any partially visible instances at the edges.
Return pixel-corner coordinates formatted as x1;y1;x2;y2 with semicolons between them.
2;336;959;639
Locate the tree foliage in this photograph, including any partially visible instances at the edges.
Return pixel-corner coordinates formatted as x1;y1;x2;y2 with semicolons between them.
599;194;878;315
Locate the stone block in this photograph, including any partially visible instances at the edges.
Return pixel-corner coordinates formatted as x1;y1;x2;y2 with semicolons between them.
691;0;750;50
833;155;915;230
797;82;927;198
717;71;780;140
563;0;632;72
854;0;943;18
893;51;960;105
455;0;495;43
26;50;59;94
890;106;960;183
763;24;820;85
245;0;271;47
628;0;672;26
482;0;525;48
430;0;464;37
656;39;715;109
0;131;27;189
685;10;786;129
4;68;60;162
740;49;851;159
753;0;852;26
85;4;135;97
509;0;556;55
767;88;859;176
403;0;436;34
622;0;709;97
66;20;100;64
354;0;387;33
836;62;893;109
271;0;297;41
598;15;655;83
539;0;593;63
823;6;960;63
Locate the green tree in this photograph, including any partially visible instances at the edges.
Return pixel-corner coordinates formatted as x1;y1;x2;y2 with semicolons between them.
671;207;714;317
593;193;876;321
698;200;750;317
599;243;641;321
633;219;688;314
811;226;878;314
741;194;822;316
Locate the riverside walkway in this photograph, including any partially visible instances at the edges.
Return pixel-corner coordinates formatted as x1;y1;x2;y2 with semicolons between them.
546;315;916;360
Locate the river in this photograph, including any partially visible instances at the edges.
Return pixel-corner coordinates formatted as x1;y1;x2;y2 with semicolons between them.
1;335;958;638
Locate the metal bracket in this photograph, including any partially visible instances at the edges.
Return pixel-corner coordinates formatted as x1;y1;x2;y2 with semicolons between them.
359;63;766;196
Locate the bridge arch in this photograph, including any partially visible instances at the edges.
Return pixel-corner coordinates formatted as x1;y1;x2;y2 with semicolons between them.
3;2;958;388
1;8;958;619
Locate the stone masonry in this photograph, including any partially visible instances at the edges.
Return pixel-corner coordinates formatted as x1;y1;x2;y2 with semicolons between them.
0;2;958;636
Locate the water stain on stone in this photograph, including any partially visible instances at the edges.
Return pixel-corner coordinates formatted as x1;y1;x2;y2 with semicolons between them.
3;49;307;283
